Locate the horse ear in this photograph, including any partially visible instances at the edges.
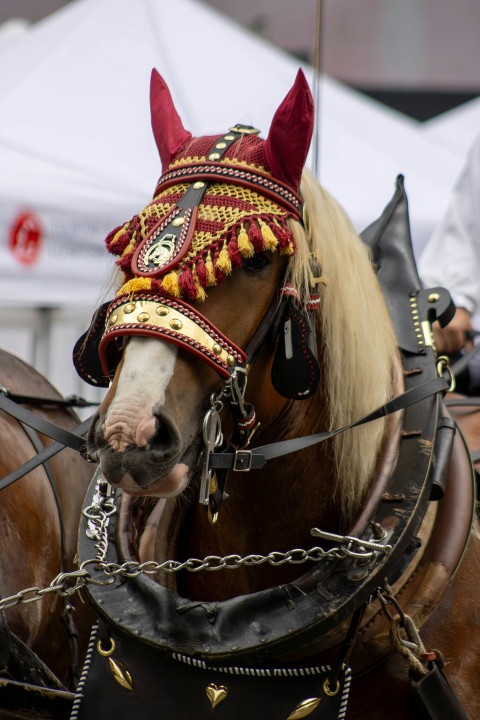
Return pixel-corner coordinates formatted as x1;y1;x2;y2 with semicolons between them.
264;69;314;190
150;69;192;172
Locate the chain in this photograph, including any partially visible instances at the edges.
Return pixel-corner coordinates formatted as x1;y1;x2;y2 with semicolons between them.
0;479;391;613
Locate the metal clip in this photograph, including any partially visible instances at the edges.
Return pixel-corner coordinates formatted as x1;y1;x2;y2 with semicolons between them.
199;403;223;505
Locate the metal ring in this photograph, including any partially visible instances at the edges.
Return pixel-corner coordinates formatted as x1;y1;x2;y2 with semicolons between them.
322;677;340;697
97;637;115;657
437;355;456;393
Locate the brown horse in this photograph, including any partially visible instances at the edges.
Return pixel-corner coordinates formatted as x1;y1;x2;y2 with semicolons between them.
0;348;94;689
77;70;480;719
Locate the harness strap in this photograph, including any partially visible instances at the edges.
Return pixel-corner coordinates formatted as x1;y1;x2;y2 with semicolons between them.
0;417;92;492
0;391;87;454
209;374;450;471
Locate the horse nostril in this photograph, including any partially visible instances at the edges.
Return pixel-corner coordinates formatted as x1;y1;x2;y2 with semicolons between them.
148;410;182;460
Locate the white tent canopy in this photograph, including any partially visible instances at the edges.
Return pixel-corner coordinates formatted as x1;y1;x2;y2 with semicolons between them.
0;0;465;309
421;95;480;158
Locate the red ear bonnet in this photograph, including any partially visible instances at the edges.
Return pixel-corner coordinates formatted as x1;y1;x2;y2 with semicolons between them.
106;68;313;303
150;69;192;173
264;68;314;192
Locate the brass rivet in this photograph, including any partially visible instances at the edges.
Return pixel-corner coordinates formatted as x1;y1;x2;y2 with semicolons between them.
172;217;184;227
109;314;118;325
224;134;235;140
216;142;226;149
192;181;205;190
208;152;220;161
428;292;440;303
227;354;235;366
170;319;183;330
137;312;150;323
123;303;136;314
212;343;222;356
156;306;169;316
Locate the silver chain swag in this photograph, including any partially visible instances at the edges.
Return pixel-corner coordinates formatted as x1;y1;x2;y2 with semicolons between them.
0;478;391;613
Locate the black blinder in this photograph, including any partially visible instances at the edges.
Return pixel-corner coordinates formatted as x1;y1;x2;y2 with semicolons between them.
73;302;121;388
271;299;320;400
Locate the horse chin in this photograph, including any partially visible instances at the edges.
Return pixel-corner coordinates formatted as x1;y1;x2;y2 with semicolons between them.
119;463;190;498
99;434;203;498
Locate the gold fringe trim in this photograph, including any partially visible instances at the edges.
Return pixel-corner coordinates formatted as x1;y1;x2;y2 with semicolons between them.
118;277;152;296
161;271;181;297
216;242;232;275
237;224;255;257
259;220;278;251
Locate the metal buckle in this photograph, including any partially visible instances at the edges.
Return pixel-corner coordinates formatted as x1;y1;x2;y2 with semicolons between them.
233;449;253;472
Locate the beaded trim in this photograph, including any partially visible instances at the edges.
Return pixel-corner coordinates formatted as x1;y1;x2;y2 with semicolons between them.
155;162;302;218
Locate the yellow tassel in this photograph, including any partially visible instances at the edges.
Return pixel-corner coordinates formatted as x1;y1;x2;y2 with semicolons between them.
237;224;255;258
216;243;232;275
121;241;135;257
161;271;181;297
260;220;278;251
194;278;207;302
119;277;152;296
205;253;216;285
281;241;295;256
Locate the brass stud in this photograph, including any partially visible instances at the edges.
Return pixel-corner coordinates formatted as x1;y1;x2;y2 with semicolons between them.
224;134;235;140
208;152;220;161
192;181;205;190
216;142;227;149
170;318;183;330
212;343;222;356
137;312;150;323
172;216;184;227
123;303;136;314
108;314;118;325
226;354;235;366
322;678;340;697
427;292;440;303
156;306;169;316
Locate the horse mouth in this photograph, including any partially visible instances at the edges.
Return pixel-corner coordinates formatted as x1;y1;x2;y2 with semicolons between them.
96;434;204;497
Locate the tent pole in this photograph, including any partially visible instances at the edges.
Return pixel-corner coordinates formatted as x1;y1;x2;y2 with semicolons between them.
311;0;324;179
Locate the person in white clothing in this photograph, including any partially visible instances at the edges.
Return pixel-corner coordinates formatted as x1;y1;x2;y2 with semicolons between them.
419;132;480;392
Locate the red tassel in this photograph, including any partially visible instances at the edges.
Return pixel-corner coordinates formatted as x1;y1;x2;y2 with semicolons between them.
196;256;208;287
178;267;197;300
105;226;131;255
117;250;134;272
248;222;265;253
228;237;243;268
275;223;294;251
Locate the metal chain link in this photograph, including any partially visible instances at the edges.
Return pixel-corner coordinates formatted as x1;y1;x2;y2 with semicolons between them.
0;480;391;612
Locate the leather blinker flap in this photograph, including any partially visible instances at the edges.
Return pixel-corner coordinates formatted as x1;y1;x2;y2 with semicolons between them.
271;299;320;400
73;302;119;388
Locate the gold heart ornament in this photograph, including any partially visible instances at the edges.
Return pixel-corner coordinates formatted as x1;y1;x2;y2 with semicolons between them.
206;683;228;709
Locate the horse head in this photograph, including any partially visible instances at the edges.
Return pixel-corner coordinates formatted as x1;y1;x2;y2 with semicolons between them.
77;68;399;532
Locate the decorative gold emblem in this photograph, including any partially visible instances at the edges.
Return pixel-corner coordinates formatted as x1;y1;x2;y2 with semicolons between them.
108;657;134;691
286;697;322;719
96;638;133;692
206;683;228;708
144;233;177;267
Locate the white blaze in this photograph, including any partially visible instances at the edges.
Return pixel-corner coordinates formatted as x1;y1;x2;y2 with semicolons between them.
103;338;177;452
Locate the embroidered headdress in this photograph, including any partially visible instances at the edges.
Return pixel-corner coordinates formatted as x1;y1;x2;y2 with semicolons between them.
106;69;314;302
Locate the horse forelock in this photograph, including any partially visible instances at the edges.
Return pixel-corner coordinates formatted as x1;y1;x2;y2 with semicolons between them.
286;169;401;520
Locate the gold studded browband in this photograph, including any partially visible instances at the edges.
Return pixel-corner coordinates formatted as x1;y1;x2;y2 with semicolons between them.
99;293;247;379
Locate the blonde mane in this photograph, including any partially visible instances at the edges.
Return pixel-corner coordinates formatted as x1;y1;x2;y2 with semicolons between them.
286;169;401;519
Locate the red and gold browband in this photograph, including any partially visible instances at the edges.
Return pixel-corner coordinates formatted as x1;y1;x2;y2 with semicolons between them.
99;293;247;379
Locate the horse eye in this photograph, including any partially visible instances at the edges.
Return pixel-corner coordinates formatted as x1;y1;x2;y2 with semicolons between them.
243;253;271;274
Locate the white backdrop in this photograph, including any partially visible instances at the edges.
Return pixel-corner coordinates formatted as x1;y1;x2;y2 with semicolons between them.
0;0;467;396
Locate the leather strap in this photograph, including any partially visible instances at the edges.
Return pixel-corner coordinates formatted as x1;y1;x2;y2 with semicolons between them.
0;416;91;491
210;374;450;471
0;391;87;453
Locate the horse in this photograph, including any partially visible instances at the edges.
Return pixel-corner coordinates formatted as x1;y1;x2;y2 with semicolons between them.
0;348;94;694
73;69;480;720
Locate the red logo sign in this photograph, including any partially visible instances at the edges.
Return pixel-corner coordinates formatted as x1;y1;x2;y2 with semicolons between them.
9;211;43;266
